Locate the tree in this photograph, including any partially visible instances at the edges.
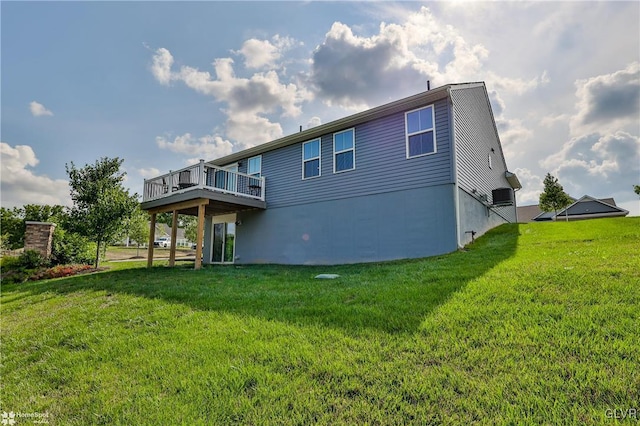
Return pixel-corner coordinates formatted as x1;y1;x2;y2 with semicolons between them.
634;185;640;196
24;204;66;223
182;216;199;245
539;173;573;220
155;212;199;245
66;157;138;267
0;204;66;250
124;205;150;257
1;207;24;249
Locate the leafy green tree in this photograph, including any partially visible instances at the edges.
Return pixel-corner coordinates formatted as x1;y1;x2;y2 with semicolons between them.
51;227;95;265
0;205;66;249
155;212;199;245
125;206;150;257
23;204;66;223
539;173;573;220
66;157;139;267
182;216;199;245
1;207;24;249
634;185;640;196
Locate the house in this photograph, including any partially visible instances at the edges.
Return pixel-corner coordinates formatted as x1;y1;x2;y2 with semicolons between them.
517;195;629;222
141;82;522;268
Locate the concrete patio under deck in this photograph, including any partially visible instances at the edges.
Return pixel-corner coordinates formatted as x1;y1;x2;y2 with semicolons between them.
140;189;266;270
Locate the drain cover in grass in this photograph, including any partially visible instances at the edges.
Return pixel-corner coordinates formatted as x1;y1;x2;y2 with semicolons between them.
315;274;340;279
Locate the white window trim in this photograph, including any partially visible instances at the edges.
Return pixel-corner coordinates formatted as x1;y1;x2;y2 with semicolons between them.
333;128;356;174
488;153;493;169
405;105;437;159
247;155;262;177
302;138;322;180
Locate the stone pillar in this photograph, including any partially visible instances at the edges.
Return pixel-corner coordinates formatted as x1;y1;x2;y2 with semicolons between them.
24;221;57;258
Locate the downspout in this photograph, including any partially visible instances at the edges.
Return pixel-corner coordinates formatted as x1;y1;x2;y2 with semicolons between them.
448;89;463;249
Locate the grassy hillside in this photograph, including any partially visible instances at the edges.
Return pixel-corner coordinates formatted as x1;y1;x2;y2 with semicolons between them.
2;218;638;425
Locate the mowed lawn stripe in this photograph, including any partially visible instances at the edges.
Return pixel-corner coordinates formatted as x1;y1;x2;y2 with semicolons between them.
2;217;638;424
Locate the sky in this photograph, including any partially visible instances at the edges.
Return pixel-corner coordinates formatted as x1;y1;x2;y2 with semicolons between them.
2;1;639;216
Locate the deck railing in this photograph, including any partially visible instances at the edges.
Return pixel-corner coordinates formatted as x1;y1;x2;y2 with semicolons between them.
143;160;265;202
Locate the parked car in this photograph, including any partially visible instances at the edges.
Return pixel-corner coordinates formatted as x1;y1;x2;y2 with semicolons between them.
154;237;171;248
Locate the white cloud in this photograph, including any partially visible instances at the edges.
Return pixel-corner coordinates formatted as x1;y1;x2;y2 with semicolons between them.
310;7;546;109
29;101;53;117
536;63;640;209
541;131;640;198
172;58;311;117
488;90;533;160
485;71;549;96
150;46;312;153
224;113;283;150
235;35;299;69
238;39;279;69
151;47;175;85
571;62;640;135
137;167;161;179
0;142;70;208
513;167;543;205
307;116;322;129
156;133;234;162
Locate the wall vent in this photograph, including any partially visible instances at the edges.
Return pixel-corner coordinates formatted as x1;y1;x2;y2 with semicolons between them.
492;188;514;206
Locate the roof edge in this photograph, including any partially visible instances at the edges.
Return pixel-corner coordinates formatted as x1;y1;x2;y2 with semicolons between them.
210;83;484;166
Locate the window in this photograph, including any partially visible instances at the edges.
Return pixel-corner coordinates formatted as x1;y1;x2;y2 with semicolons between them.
302;139;321;179
247;155;262;190
333;129;355;173
488;153;493;169
247;155;261;177
405;105;436;158
213;165;238;192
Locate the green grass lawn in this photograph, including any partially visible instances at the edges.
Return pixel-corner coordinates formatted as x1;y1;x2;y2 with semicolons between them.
2;218;639;425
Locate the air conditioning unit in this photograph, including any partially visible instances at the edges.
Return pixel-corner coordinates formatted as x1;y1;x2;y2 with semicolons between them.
492;188;514;206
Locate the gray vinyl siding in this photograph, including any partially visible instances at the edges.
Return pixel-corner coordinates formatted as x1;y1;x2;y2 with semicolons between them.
457;188;515;246
450;86;513;204
566;200;620;215
234;184;458;265
237;98;453;209
450;86;517;226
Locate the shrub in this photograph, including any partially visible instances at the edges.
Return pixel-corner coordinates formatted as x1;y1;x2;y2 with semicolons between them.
0;255;21;272
0;256;26;284
19;250;48;269
51;228;94;265
1;269;30;284
30;264;94;281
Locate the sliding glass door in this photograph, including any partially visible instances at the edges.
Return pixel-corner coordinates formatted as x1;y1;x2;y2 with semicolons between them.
211;222;235;264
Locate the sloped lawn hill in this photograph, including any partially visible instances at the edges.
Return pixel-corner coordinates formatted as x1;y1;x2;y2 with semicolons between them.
2;218;638;424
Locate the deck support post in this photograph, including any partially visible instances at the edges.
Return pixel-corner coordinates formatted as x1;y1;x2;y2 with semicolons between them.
168;210;179;267
147;213;156;268
195;203;205;270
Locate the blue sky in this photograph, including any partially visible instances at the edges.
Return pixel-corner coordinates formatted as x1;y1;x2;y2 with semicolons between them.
2;1;639;215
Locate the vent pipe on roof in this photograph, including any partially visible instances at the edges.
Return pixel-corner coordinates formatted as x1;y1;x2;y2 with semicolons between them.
300;125;302;132
427;80;431;90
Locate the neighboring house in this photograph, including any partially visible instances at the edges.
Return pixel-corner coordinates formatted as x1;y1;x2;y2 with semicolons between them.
141;82;522;268
517;195;629;222
121;223;191;247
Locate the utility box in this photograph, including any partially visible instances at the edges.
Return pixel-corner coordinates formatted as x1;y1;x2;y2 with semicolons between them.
492;188;514;206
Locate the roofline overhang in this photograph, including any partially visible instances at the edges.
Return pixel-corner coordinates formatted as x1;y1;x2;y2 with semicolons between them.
210;82;487;166
505;171;522;190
